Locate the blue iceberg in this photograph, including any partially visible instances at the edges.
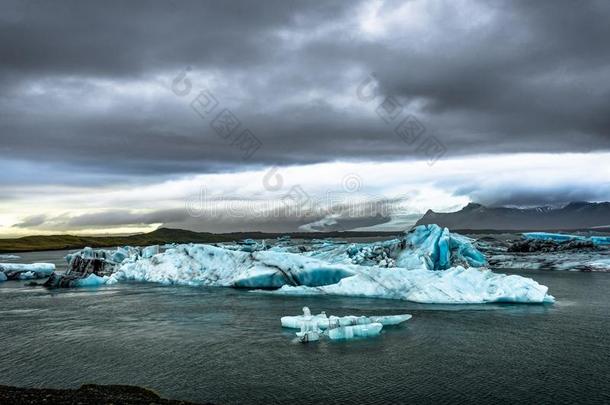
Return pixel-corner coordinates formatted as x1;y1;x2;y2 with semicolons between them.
523;232;610;245
49;225;554;304
397;224;487;270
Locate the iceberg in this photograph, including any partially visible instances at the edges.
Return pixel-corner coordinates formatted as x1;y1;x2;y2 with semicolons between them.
523;232;583;243
108;244;355;289
44;225;554;304
287;307;390;342
523;232;610;245
0;263;55;281
0;254;20;260
281;312;411;330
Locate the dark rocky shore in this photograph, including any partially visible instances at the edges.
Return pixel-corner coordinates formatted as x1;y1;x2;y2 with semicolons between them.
0;384;212;404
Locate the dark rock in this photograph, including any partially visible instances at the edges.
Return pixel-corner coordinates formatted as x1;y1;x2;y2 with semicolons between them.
508;239;596;253
0;384;213;404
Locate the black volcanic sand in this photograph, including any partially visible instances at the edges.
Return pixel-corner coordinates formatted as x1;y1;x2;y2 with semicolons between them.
0;384;211;404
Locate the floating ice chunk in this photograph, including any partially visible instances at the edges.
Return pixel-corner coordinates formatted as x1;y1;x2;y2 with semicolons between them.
281;312;411;329
523;232;584;242
327;322;383;340
0;263;55;281
286;307;392;342
0;254;20;260
0;263;55;272
0;272;7;282
522;232;610;245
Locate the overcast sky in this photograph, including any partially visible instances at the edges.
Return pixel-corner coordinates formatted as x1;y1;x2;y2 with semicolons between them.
1;0;609;236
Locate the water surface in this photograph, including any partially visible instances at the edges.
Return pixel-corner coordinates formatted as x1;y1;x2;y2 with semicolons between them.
1;250;608;404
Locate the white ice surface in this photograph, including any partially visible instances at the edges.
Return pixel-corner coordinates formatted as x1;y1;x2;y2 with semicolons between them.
327;323;383;340
281;313;411;329
0;263;55;272
62;226;554;304
270;266;553;304
0;263;55;281
104;245;553;303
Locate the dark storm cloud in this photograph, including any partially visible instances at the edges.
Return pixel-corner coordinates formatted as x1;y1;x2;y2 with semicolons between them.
1;0;609;182
13;196;399;233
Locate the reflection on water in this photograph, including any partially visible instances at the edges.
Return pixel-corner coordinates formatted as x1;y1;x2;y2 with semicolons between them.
1;250;609;404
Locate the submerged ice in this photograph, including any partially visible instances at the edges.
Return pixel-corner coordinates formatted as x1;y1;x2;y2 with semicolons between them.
46;225;554;304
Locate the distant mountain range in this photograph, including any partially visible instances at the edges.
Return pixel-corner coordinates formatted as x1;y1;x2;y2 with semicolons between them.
0;228;398;253
415;202;610;231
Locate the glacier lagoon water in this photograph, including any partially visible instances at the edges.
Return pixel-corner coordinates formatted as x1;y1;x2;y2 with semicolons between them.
1;249;609;404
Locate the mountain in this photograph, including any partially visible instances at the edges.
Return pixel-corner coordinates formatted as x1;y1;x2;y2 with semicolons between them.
415;202;610;231
0;228;398;253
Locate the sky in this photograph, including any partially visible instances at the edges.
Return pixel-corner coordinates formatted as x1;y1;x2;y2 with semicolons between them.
0;0;609;236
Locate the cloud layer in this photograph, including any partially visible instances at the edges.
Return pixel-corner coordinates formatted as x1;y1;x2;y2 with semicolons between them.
1;0;609;234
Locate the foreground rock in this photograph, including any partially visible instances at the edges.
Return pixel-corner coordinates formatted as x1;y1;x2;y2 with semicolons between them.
0;384;210;405
478;233;610;272
508;239;596;253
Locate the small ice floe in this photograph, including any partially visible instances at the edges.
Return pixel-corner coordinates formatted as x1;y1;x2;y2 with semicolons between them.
284;307;411;342
0;263;55;281
0;254;20;260
523;232;610;246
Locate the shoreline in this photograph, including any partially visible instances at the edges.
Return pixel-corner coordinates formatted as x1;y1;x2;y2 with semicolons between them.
0;384;212;404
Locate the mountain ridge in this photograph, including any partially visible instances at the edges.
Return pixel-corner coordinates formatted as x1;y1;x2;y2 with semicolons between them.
416;201;610;231
0;228;399;253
